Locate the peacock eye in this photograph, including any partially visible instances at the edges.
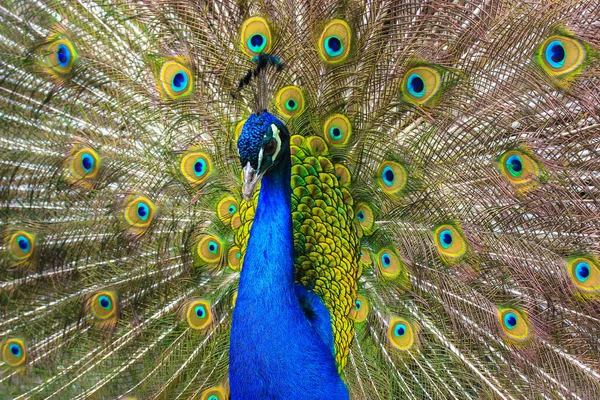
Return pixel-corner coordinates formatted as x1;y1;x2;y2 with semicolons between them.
376;248;402;279
499;150;540;186
186;299;212;330
387;318;415;350
318;19;351;63
197;235;223;264
402;67;441;105
45;38;78;74
2;339;27;367
90;291;117;320
538;35;585;77
181;151;213;185
323;114;352;146
498;308;530;342
567;257;600;293
200;387;227;400
159;60;193;99
240;17;272;57
276;86;305;117
263;138;277;156
433;224;468;261
124;196;155;229
9;231;35;260
377;161;407;194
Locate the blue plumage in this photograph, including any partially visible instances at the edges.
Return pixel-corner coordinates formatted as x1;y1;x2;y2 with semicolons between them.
230;112;348;399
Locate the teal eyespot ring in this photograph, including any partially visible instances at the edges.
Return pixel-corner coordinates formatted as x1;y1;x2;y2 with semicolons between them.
506;155;523;178
194;158;207;177
503;312;518;330
137;202;150;221
208;241;218;254
324;36;344;57
247;34;267;53
406;73;425;98
98;295;112;310
171;70;189;93
285;99;298;111
394;323;407;337
545;40;566;69
575;262;591;282
439;229;453;249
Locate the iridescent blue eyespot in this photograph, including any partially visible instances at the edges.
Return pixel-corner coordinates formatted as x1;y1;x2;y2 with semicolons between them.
208;241;218;254
575;262;591;282
439;229;453;249
503;312;518;330
394;323;407;337
137;202;150;221
506;155;523;178
355;300;361;310
171;71;189;93
57;44;71;68
407;73;425;98
195;305;206;318
9;343;22;357
98;295;112;310
208;396;219;400
324;36;343;57
193;158;207;177
382;166;395;186
81;153;94;173
248;34;267;53
545;40;566;69
17;235;31;253
228;205;237;214
357;211;365;222
329;127;342;140
381;253;391;268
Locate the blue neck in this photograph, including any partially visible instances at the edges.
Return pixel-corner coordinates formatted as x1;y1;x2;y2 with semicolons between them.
229;152;348;399
237;155;295;294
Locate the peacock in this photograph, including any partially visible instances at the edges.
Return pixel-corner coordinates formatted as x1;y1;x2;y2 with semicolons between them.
1;0;599;398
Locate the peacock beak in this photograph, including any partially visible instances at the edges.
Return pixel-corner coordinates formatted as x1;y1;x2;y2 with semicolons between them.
242;162;265;202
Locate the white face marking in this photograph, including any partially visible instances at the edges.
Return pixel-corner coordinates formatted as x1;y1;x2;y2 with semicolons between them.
271;123;282;162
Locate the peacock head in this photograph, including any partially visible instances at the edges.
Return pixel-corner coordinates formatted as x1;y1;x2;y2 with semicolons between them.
237;111;289;201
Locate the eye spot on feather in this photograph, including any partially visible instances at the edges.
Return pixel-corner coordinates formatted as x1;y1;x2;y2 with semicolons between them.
567;257;600;293
376;249;402;279
2;339;26;367
44;38;78;75
377;161;407;194
276;86;305;117
200;387;227;400
90;291;117;320
9;231;35;261
323;114;352;146
186;299;212;330
433;224;468;261
228;245;243;271
355;203;375;236
197;235;223;264
68;147;100;183
159;61;193;99
401;67;441;105
181;151;213;185
497;308;530;343
240;17;272;57
124;196;155;229
349;295;369;323
318;19;351;63
537;35;585;78
387;318;415;350
498;150;540;186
